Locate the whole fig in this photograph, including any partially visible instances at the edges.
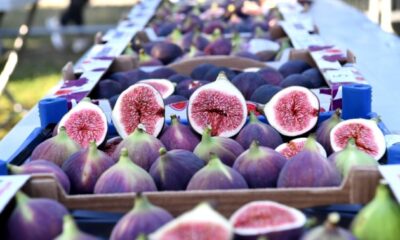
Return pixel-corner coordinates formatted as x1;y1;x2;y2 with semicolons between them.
316;109;342;155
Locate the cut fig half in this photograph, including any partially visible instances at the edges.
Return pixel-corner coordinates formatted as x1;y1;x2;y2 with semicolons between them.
112;83;165;138
264;86;319;137
139;78;175;99
275;137;327;159
330;118;386;160
188;72;247;137
58;99;107;147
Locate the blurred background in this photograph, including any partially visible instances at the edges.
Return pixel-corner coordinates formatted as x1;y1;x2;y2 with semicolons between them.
0;0;399;139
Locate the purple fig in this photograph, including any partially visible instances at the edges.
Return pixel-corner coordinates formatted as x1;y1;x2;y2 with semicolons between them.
150;67;177;79
112;127;164;171
94;148;157;194
151;42;183;65
232;72;266;99
62;141;114;194
187;154;248;190
110;193;173;240
149;148;205;190
280;74;314;88
30;126;81;167
278;60;312;78
181;31;209;51
160;115;200;151
194;127;244;166
204;66;236;82
204;38;232;55
109;69;150;90
236;112;283;149
203;20;225;34
168;74;191;84
190;63;215;80
233;141;286;188
6;192;68;240
250;84;282;104
258;67;284;86
316;109;342;155
176;79;210;98
8;160;70;193
55;215;99;240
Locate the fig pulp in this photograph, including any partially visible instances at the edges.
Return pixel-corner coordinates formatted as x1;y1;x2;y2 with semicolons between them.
55;215;99;240
316;109;342;155
139;79;175;99
110;194;173;240
188;72;247;137
275;137;327;159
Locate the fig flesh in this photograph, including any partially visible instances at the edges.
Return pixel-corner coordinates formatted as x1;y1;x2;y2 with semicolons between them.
139;79;175;99
275;137;327;159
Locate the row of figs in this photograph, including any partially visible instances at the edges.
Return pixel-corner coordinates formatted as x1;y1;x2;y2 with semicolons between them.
5;181;400;240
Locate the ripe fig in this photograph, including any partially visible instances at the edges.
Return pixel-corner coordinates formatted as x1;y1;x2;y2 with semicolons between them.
236;112;283;149
110;194;173;240
101;136;122;157
264;86;320;137
233;141;286;188
112;83;165;138
94;148;157;194
194;127;244;166
58;99;108;147
151;42;183;64
168;74;190;84
164;95;187;105
250;84;282;104
8;160;71;193
230;201;307;240
62;141;114;194
278;60;312;78
149;67;177;79
109;69;150;91
181;31;209;51
176;79;210;98
31;126;80;166
92;79;122;99
190;63;216;80
6;192;68;240
232;72;266;100
204;38;232;55
316;109;342;155
351;182;400;240
150;203;233;240
330;118;386;160
258;67;284;86
302;68;327;88
55;215;99;240
277;136;341;188
188;72;247;137
187;154;248;190
301;213;356;240
204;66;236;82
280;74;314;88
150;148;205;190
139;79;175;99
159;115;200;151
276;137;327;159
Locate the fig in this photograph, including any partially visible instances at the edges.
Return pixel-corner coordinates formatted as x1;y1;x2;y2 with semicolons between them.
330;118;386;160
302;68;327;88
62;141;114;194
8;160;70;193
6;192;68;240
150;203;233;240
187;154;248;190
203;20;226;34
301;213;356;240
94;148;157;194
278;60;312;78
250;84;282;104
92;79;122;99
351;182;400;240
316;109;342;155
232;72;266;100
194;127;244;166
230;201;307;240
258;67;284;86
101;136;122;157
233;141;286;188
276;137;327;159
190;63;215;80
329;138;377;177
30;126;80;166
235;112;283;149
204;38;232;55
151;42;183;64
181;31;209;51
112;126;164;171
109;69;150;90
164;95;187;105
277;136;341;188
176;79;210;98
110;194;173;240
150;148;205;190
149;67;177;79
204;66;236;82
58;99;108;147
139;79;175;99
112;83;165;138
159;115;200;151
280;74;314;88
264;86;320;137
55;215;99;240
188;72;247;137
156;22;177;37
168;74;190;84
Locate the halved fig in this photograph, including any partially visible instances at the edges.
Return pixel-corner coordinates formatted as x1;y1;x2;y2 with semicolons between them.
112;83;165;138
330;118;386;160
188;72;247;137
58;99;107;147
139;79;175;99
275;137;327;159
264;86;319;137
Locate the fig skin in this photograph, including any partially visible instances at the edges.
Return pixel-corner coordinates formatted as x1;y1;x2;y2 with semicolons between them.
302;68;327;88
55;215;99;240
168;74;191;84
109;69;150;90
94;148;157;194
150;67;177;79
151;42;183;64
8;160;71;193
250;84;282;104
150;148;205;190
30;126;81;167
236;112;283;149
92;79;122;99
190;63;215;80
187;154;248;190
316;109;342;155
164;95;187;105
233;141;286;188
176;79;210;98
204;38;232;55
278;60;312;78
159;115;200;151
6;192;68;240
232;72;266;100
204;66;236;82
111;194;173;240
257;67;284;86
280;74;314;88
62;141;114;194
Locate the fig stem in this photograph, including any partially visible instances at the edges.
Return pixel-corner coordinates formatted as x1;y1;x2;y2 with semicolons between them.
133;193;153;212
346;138;357;149
7;164;22;174
170;115;179;126
249;111;259;123
15;192;34;221
201;127;212;143
304;134;319;152
208;154;232;180
88;141;98;157
159;147;167;156
118;148;131;165
249;140;260;154
216;71;228;82
57;126;69;140
15;191;30;205
60;215;80;238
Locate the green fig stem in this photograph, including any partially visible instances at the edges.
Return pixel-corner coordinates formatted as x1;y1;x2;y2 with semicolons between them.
170;115;179;126
118;148;132;165
208;154;225;169
60;215;80;238
201;127;212;143
81;97;91;103
15;192;34;221
133;193;153;212
304;134;319;152
345;138;358;150
159;147;167;156
249;112;259;123
57;126;69;140
15;191;30;205
325;212;340;231
7;164;22;174
249;141;260;154
88;141;98;157
375;182;391;201
216;71;229;82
